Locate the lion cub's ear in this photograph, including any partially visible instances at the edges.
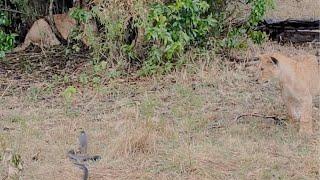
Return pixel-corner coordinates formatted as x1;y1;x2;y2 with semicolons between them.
270;56;279;66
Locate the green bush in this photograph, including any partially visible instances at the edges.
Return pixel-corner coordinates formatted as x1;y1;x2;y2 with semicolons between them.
69;7;92;23
0;12;16;58
136;0;273;75
140;0;217;75
246;0;274;44
70;0;273;76
0;0;274;75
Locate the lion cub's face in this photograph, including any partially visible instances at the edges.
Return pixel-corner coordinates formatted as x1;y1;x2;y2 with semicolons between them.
257;55;280;83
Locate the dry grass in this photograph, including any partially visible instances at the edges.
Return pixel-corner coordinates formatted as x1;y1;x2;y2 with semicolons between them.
1;0;320;179
1;44;319;179
266;0;320;19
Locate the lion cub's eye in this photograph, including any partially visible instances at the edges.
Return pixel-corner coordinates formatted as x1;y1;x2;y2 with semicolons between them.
260;67;264;71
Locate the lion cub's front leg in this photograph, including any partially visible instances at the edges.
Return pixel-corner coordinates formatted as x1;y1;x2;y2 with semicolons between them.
282;89;300;123
285;100;299;124
299;96;313;135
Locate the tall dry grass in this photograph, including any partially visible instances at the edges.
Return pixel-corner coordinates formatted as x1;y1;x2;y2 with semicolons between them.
266;0;320;19
1;46;319;179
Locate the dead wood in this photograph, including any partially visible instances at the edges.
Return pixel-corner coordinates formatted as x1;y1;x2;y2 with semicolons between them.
257;18;320;43
234;113;287;126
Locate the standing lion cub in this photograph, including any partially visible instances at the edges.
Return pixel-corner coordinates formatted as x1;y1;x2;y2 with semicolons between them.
258;53;319;135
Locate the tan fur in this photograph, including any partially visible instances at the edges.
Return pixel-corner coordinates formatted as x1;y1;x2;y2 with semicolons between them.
13;13;97;52
258;53;320;135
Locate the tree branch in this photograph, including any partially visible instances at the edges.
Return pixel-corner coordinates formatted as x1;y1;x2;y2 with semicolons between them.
0;8;27;15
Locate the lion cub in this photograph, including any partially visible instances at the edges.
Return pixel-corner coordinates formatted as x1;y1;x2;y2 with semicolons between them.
258;53;319;135
13;13;97;52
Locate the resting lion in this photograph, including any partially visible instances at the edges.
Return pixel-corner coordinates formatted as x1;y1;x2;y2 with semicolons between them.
258;53;319;135
12;13;97;52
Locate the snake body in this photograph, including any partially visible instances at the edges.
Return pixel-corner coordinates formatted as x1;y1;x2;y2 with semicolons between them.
67;131;101;180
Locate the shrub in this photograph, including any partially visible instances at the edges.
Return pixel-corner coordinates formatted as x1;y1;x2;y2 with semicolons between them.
135;0;273;75
246;0;274;44
139;0;217;75
1;0;274;75
65;0;274;76
0;12;16;58
209;0;273;48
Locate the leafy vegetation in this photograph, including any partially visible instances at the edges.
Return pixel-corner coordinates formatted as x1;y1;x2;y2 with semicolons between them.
0;12;16;58
69;7;92;23
139;0;216;75
62;86;77;104
135;0;273;75
246;0;274;44
2;0;273;75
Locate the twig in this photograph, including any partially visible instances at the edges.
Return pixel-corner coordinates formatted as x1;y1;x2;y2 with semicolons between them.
206;123;224;130
0;8;27;15
234;113;286;125
49;0;53;18
45;0;67;44
0;81;12;99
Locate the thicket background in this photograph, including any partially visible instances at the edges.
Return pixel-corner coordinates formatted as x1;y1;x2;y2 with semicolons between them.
1;0;272;75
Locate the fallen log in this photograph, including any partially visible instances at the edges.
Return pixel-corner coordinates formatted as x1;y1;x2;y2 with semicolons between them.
257;18;320;43
259;19;320;30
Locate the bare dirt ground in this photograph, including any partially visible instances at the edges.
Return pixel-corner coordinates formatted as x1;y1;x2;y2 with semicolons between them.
1;1;320;179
